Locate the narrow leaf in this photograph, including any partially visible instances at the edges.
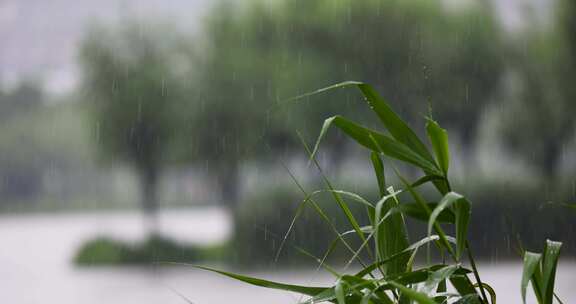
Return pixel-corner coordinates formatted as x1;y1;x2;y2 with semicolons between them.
356;83;435;164
426;118;450;174
428;192;470;260
371;151;386;197
311;116;440;174
374;193;410;276
388;282;436;304
542;240;562;303
192;265;328;296
521;252;541;303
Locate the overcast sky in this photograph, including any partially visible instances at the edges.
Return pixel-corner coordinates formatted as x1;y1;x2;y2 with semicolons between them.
0;0;551;95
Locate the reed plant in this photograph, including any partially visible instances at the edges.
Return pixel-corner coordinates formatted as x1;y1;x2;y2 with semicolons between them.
195;82;563;304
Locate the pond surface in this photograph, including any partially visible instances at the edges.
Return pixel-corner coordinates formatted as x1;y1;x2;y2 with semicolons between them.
0;208;574;304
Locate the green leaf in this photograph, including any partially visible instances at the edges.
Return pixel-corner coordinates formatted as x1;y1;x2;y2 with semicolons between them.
450;275;478;296
474;282;497;304
374;192;410;276
521;252;542;304
302;189;375;209
428;192;471;260
371;151;386;197
388;282;436;304
542;240;562;303
355;235;455;278
421;265;460;295
311;115;440;175
356;83;435;165
397;202;455;223
288;81;436;166
300;287;338;304
192;265;328;296
426;118;450;175
335;279;346;304
411;174;445;188
454;294;483;304
301;135;374;261
300;276;376;304
396;171;454;261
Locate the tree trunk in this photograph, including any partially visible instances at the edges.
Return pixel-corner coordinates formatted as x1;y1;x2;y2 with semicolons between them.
139;164;159;236
218;161;240;210
542;140;561;183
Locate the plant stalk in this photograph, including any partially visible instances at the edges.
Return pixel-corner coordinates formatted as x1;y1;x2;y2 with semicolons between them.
466;240;490;304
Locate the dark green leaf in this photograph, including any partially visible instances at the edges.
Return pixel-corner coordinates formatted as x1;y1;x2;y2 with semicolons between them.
450;274;478;296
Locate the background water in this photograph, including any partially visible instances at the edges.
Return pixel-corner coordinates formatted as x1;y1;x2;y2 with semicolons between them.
0;209;573;304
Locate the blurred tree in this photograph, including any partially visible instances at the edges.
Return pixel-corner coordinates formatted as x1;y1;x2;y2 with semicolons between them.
276;0;504;149
79;22;193;231
0;82;45;200
191;2;297;209
500;0;576;181
196;0;504;207
0;81;43;121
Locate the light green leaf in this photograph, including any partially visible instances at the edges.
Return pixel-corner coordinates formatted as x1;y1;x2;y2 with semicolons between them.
397;202;455;223
426;118;450;175
542;240;562;303
288;81;436;166
371;151;386;197
389;282;436;304
374;193;410;276
356;83;435;164
428;192;470;260
192;265;328;296
521;252;542;304
335;279;346;304
311;115;440;175
421;265;460;295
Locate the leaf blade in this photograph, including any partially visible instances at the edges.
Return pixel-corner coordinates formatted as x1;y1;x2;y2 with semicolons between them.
426;118;450;174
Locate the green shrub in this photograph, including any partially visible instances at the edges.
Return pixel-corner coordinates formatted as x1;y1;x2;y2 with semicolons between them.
196;82;565;304
74;235;216;265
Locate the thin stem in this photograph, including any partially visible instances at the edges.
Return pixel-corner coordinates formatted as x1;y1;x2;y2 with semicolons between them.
466;240;489;304
554;292;565;304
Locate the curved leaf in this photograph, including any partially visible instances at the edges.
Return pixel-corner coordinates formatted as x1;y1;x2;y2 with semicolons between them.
428;192;471;260
521;252;542;304
542;240;562;303
192;265;328;296
311;115;441;175
426;118;450;174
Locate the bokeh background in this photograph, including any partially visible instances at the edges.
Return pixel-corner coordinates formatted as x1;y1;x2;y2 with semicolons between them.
0;0;575;303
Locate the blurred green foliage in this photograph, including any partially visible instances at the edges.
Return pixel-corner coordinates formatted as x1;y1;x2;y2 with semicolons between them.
0;83;94;201
230;183;575;267
192;0;505;208
79;22;195;223
74;235;220;265
198;0;504;148
500;0;576;181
